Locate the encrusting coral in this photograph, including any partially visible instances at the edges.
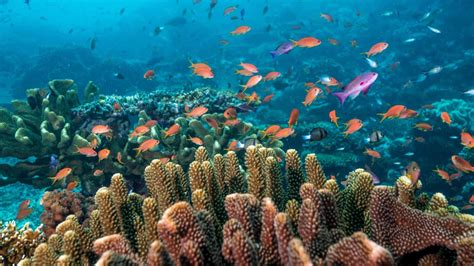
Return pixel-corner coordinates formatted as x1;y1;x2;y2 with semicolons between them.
16;145;474;265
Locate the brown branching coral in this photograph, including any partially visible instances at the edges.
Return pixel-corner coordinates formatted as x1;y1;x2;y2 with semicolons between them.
370;186;474;263
0;222;45;264
18;146;474;265
325;232;394;265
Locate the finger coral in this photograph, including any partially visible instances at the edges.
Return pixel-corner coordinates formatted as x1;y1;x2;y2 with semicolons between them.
0;222;45;264
15;146;474;265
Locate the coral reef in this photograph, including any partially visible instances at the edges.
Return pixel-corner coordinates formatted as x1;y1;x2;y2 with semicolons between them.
17;146;474;265
0;221;44;264
40;189;94;237
0;79;280;195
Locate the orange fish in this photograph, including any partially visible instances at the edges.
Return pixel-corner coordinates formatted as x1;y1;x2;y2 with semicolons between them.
240;62;258;73
451;155;474;173
263;71;281;81
364;148;381;159
117;152;124;164
462;204;473;210
186;106;208;118
205;117;219;130
362;42;389;57
224;5;238;15
263;125;281;137
144;120;158;128
460;130;474;149
433;168;452;183
320;13;333;22
135;139;160;156
415;137;425;143
230;25;251;35
262;93;274;103
440;112;451;125
194;68;214;79
246;91;259;103
470;194;474;204
98;148;110;162
189;61;212;72
414;123;433;131
399;109;418;119
273;127;295;140
224;107;237;120
92;125;112;139
16;207;32;220
329;110;339;127
165;124;181;137
328;38;339;45
302;87;322;107
226;140;242;151
50;167;72;184
113;102;122;112
288;108;299;128
219;39;230;46
93;169;104;177
19;200;30;210
66;181;78;191
344;119;363;137
404;162;421;186
319;77;341;87
144;70;155;80
188;136;203;146
235;69;254;76
304;82;316;88
241;75;262;91
291;37;321;48
224;119;241;127
76;146;98;157
129;125;150;138
89;138;99;149
159;157;170;164
379;105;407;122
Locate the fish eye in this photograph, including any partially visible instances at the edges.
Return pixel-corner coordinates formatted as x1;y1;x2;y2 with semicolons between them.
360;81;365;85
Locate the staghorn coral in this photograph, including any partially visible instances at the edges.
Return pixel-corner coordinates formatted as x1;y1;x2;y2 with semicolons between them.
0;222;45;265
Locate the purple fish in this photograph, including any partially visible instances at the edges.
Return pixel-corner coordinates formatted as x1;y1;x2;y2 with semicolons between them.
364;164;381;185
333;72;378;105
49;154;59;171
270;41;295;58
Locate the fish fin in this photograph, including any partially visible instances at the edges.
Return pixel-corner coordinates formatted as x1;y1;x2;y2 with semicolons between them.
332;92;348;105
269;51;277;59
360;52;369;57
362;85;371;95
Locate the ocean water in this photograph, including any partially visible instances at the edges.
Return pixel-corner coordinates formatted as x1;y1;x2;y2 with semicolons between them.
0;0;473;235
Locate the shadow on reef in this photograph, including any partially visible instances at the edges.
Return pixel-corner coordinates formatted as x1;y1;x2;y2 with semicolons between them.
7;146;473;265
0;79;283;195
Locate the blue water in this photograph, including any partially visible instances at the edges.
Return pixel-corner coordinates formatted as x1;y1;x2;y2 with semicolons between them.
0;0;472;225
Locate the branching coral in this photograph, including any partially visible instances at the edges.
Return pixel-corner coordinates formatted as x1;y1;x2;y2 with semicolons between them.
16;145;474;265
0;222;45;265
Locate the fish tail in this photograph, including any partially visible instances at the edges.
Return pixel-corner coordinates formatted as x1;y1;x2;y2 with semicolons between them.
269;51;277;59
332;92;349;105
290;39;298;45
360;52;369;57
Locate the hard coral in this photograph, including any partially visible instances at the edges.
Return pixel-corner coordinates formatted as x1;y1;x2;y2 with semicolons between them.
40;189;94;237
0;221;45;264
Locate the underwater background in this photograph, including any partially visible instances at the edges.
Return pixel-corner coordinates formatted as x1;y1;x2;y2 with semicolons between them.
0;0;473;264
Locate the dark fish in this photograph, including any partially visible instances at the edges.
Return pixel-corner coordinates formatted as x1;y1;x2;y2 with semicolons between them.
165;17;187;27
208;11;212;20
242;137;259;149
368;130;384;143
27;95;37;109
404;161;420;187
154;26;164;36
90;37;96;50
265;24;272;32
240;8;245;20
302;127;328;141
182;8;187;16
236;103;256;113
119;8;125;15
114;73;125;80
24;0;29;6
68;28;74;34
263;5;268;15
210;0;217;9
270;41;294;58
230;16;239;20
39;16;47;20
364;164;381;184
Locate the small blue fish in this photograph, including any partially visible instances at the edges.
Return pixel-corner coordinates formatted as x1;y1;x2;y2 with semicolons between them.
270;42;295;58
49;154;59;171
